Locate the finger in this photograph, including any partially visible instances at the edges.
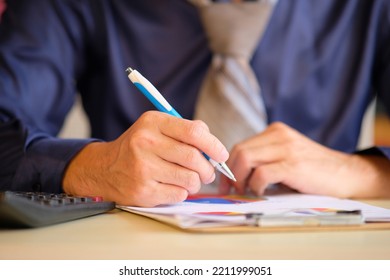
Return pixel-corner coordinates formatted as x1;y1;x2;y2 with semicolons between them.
130;183;190;207
154;183;191;206
152;157;203;195
247;163;287;196
159;116;229;163
156;136;216;185
115;152;197;206
228;143;286;193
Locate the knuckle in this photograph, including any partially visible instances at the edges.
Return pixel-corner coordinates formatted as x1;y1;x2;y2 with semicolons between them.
187;121;207;141
165;188;188;204
201;165;216;185
210;136;225;156
269;122;298;143
270;122;289;135
172;167;181;181
136;112;153;128
140;110;159;122
235;147;251;166
184;148;200;167
186;172;201;193
269;121;287;131
131;182;157;207
185;171;201;191
129;129;156;150
249;167;268;192
192;119;209;131
131;187;148;205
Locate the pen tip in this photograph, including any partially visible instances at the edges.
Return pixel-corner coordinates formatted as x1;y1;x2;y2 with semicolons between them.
125;67;133;74
218;163;236;182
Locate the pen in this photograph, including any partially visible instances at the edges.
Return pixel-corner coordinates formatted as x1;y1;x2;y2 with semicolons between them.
126;67;236;182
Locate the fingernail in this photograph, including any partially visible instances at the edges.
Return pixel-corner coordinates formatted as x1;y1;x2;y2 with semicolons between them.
206;172;216;184
221;148;229;161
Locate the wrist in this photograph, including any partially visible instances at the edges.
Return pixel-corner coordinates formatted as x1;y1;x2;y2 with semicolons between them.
62;142;109;196
347;154;390;198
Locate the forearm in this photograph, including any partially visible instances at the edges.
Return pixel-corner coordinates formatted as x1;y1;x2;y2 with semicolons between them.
345;153;390;198
349;146;390;198
0;1;93;193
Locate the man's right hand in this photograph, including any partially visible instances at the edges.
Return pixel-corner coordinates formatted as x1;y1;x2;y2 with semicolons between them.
62;111;229;207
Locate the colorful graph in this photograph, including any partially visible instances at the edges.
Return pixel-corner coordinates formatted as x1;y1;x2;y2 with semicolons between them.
185;194;263;205
195;211;244;216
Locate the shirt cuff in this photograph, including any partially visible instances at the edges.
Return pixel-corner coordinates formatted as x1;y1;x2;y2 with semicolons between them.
11;137;98;193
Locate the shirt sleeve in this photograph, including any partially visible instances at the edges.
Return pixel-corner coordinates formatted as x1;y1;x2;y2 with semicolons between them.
11;137;95;193
0;0;95;193
0;119;25;190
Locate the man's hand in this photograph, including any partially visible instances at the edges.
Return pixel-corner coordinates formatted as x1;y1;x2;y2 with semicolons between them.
62;111;229;207
220;122;390;198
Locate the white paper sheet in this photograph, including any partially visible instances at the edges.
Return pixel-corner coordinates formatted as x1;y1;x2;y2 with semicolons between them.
117;193;390;229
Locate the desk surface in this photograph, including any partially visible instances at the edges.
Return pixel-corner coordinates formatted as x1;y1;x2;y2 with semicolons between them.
1;199;390;260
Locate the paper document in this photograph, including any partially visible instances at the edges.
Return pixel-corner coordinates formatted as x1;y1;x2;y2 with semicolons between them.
117;193;390;230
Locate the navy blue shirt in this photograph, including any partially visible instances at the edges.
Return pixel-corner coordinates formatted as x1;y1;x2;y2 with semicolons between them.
1;0;390;193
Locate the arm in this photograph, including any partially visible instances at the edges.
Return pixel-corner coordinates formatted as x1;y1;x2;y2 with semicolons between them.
219;122;390;199
0;0;93;192
63;111;228;207
58;79;228;206
1;1;229;206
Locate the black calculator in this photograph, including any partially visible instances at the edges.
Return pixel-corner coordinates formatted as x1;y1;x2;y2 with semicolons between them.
0;191;115;228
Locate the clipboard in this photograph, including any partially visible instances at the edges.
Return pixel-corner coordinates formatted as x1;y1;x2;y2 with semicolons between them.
243;209;364;227
119;208;390;233
117;193;390;233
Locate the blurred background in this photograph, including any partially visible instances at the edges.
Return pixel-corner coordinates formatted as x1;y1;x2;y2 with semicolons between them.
374;101;390;146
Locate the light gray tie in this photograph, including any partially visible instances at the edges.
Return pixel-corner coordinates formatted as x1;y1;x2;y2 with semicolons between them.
189;0;274;150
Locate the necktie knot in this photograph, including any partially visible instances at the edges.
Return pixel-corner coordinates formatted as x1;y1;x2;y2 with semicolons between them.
191;0;273;60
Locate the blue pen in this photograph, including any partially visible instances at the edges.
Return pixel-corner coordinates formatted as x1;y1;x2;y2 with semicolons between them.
126;67;236;181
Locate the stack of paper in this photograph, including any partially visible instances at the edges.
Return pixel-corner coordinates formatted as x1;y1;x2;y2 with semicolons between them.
117;193;390;231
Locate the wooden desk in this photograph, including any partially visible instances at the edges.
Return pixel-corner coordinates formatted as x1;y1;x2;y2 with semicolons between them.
1;200;390;260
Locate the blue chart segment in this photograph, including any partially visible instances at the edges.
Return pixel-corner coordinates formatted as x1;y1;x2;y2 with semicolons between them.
185;195;264;205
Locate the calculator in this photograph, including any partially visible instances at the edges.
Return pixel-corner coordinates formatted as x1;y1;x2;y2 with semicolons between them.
0;191;115;228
